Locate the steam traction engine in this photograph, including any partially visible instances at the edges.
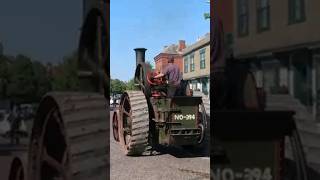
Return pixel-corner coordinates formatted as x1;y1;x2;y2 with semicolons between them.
112;48;210;155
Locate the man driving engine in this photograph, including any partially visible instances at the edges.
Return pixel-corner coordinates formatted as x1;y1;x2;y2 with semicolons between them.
154;56;181;97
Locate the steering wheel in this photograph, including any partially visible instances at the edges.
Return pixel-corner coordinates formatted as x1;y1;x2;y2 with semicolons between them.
146;72;157;85
147;72;166;85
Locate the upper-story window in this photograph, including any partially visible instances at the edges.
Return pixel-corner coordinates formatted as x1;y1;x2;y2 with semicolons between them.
200;49;206;69
257;0;270;32
184;57;189;73
190;54;195;72
289;0;306;24
237;0;249;37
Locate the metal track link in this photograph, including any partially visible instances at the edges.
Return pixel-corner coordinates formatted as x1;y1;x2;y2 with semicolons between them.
119;91;149;156
28;92;108;180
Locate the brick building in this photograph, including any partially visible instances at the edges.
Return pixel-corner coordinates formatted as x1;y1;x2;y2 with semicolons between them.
154;40;186;73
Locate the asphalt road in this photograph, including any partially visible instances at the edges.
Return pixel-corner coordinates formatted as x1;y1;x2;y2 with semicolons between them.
110;111;211;180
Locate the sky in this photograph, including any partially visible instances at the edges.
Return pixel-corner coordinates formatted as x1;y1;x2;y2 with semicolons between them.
111;0;210;82
0;0;82;63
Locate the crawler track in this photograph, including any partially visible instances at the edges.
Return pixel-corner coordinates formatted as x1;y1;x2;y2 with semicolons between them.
28;92;108;180
118;91;149;156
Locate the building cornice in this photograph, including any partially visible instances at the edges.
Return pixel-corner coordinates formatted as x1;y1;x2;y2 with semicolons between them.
235;40;320;59
182;34;210;55
183;41;210;56
154;53;182;61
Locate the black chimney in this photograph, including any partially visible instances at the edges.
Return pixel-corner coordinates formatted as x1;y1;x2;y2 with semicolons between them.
134;48;147;66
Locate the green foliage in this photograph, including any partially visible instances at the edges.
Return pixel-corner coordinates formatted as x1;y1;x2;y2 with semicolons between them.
110;79;126;95
0;54;51;103
0;55;10;98
0;46;80;103
51;53;79;91
0;41;108;103
0;56;9;80
145;61;154;70
204;0;210;20
0;42;3;56
7;55;36;102
204;13;210;20
110;78;139;94
32;61;51;100
126;78;137;90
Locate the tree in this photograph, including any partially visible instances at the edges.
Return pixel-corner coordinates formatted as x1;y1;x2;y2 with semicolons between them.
51;52;79;91
126;78;137;90
32;61;51;100
7;54;36;103
145;61;154;70
110;79;126;95
0;55;10;98
0;42;3;56
0;53;53;102
204;0;210;20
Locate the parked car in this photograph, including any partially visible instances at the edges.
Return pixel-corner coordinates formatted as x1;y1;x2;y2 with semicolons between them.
110;94;121;105
20;104;35;120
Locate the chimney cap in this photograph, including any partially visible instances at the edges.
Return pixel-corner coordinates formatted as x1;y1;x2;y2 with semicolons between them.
134;48;147;51
178;40;186;51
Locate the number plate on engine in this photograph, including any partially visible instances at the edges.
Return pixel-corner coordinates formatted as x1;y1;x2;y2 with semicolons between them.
212;167;273;180
174;114;195;120
213;141;280;180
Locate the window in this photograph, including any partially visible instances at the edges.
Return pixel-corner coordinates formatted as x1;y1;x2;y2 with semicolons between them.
257;0;270;32
184;57;188;73
237;0;249;37
190;54;195;72
200;49;206;69
225;33;234;49
289;0;306;24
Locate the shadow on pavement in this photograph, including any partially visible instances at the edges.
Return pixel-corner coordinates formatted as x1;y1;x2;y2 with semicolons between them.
152;144;210;158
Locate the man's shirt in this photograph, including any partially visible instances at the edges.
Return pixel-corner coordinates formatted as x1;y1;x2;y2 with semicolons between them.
163;63;181;86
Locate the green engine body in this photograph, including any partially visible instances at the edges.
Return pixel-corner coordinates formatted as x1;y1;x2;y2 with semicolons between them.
150;96;204;146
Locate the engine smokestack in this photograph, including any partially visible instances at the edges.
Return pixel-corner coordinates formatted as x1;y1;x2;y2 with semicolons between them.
134;48;147;66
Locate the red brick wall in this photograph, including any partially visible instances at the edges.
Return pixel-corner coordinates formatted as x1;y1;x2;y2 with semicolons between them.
154;53;183;73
